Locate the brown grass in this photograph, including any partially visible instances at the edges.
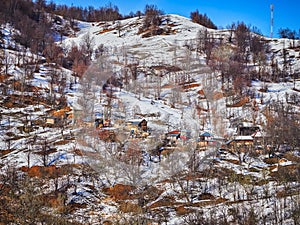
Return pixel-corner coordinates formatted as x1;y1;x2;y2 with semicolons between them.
98;28;114;34
42;193;66;209
119;201;143;213
183;83;200;90
29;165;57;177
192;197;227;207
161;84;175;88
98;130;116;142
150;65;181;72
197;89;205;95
226;96;250;107
73;149;83;156
50;106;72;117
148;195;178;209
53;140;70;146
21;165;70;178
198;192;215;200
264;157;279;164
282;152;300;163
0;74;10;82
0;149;14;156
223;159;240;165
3;94;48;108
104;184;136;201
276;189;299;198
66;202;88;213
213;91;224;100
175;205;194;215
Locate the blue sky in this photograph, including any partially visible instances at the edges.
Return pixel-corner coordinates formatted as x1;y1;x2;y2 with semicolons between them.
51;0;299;37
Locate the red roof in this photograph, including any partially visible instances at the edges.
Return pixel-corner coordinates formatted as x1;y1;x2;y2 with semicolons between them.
168;130;180;135
180;135;188;140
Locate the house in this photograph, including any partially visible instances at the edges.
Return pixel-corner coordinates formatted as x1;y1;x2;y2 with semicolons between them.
236;122;260;136
95;118;111;128
126;119;149;138
165;130;181;144
46;106;73;127
252;130;264;146
226;135;254;152
139;119;148;132
71;102;83;125
197;131;215;149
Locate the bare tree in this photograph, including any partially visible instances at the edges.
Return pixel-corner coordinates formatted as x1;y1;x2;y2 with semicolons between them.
81;32;95;60
234;22;250;63
143;4;163;28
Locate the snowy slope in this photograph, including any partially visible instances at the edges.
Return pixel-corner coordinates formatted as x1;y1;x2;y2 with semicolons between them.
0;13;299;225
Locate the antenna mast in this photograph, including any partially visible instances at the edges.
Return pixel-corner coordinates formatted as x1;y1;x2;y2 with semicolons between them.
270;4;274;38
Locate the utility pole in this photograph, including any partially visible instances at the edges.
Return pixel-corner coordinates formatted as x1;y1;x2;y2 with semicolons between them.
270;4;274;38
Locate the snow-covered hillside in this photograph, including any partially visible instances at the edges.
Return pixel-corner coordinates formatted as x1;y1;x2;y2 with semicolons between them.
65;14;299;135
0;13;299;225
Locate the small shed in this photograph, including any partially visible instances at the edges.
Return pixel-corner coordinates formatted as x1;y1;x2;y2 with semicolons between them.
45;117;57;127
199;131;212;141
46;117;55;125
197;131;214;149
138;119;147;132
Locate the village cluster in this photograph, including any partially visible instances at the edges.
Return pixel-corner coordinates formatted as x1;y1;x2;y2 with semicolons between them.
91;114;268;159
